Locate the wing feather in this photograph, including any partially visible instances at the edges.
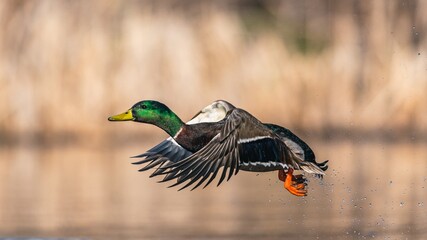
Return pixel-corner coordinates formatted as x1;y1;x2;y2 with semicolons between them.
189;160;217;190
202;159;223;189
156;110;245;190
177;162;214;191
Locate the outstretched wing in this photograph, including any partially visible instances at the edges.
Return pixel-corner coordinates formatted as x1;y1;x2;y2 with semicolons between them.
131;138;192;177
158;109;245;191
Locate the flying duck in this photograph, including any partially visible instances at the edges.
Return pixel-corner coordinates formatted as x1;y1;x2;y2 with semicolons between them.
108;100;328;196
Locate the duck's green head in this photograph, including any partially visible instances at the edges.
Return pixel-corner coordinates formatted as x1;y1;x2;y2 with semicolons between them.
108;100;183;136
108;100;166;122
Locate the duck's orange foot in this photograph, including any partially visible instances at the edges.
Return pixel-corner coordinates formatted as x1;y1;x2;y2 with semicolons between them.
278;168;307;197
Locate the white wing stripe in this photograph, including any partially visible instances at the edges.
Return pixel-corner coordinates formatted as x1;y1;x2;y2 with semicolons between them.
241;161;289;169
237;136;271;144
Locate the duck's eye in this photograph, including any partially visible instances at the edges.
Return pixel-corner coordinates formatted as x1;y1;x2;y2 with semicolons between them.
141;105;147;109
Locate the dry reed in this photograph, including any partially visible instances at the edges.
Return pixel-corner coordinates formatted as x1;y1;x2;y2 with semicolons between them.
0;0;426;144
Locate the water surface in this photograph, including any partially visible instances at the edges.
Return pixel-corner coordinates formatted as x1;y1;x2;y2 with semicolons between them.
0;141;426;239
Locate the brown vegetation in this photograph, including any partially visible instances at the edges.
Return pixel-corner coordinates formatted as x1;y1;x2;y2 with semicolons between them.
0;0;426;144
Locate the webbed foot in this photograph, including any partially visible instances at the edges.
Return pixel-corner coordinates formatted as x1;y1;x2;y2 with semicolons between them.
278;168;307;197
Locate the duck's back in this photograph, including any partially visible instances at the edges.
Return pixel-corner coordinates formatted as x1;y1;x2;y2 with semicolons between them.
174;121;224;153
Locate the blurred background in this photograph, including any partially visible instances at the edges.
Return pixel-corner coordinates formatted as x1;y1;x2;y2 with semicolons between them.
0;0;426;239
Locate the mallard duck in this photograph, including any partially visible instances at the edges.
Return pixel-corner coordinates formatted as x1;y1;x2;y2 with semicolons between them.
128;100;328;191
108;100;328;196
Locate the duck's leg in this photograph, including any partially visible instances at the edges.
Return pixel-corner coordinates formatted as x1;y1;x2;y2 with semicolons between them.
278;168;307;197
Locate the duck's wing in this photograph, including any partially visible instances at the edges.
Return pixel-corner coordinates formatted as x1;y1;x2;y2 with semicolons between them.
265;124;328;173
160;109;326;190
187;100;235;124
158;109;245;191
265;124;314;161
131;137;192;177
159;109;313;191
132;100;236;176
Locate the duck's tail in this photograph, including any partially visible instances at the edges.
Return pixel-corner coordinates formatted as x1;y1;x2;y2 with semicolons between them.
311;160;328;179
299;161;325;176
317;160;329;171
290;151;327;179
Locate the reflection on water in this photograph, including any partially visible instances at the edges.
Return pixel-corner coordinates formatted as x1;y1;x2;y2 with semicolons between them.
0;141;426;239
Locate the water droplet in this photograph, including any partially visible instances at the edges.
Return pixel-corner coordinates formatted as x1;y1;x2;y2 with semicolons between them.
400;202;404;207
418;202;424;207
412;25;416;29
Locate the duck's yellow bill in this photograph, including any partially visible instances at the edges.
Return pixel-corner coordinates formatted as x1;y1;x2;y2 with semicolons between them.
108;109;134;121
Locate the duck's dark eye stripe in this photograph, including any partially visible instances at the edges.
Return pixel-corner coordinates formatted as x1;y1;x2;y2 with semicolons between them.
142;105;147;109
